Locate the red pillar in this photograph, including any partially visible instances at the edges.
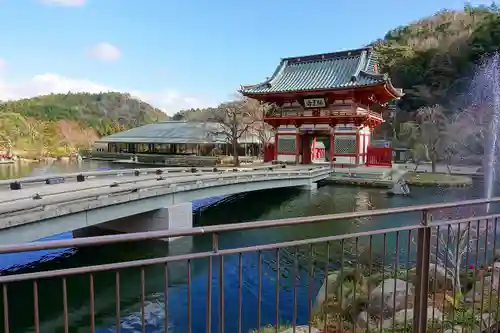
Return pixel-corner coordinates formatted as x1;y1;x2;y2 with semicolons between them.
274;132;279;161
302;134;311;164
361;133;365;164
329;128;335;166
355;130;360;164
295;130;301;164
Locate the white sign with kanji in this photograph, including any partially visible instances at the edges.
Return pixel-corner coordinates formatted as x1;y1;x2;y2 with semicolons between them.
303;98;326;108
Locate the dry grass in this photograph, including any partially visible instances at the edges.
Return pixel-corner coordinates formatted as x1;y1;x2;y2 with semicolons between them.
404;172;472;186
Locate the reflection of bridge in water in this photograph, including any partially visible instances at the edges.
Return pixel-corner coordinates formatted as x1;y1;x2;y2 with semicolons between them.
0;196;498;333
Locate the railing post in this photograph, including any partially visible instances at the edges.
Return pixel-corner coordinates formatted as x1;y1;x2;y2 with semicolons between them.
413;210;432;333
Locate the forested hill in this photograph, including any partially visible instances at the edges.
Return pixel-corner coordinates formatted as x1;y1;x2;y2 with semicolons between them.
0;92;167;158
375;3;500;113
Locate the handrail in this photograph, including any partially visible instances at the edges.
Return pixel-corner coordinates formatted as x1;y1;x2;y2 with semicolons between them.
0;167;331;215
0;164;287;187
0;196;496;255
0;171;262;204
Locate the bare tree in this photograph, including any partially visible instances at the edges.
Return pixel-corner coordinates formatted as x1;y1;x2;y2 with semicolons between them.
414;105;450;172
424;208;493;295
245;99;276;157
445;105;491;166
209;98;255;166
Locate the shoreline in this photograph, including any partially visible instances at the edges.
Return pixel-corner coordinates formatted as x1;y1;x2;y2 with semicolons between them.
403;172;473;187
324;172;473;189
0;156;79;164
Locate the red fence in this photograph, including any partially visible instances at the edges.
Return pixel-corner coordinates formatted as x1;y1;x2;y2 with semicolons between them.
263;143;275;162
365;146;392;167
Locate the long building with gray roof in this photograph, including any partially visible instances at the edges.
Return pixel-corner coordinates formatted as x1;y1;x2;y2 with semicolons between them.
90;121;263;167
95;121;260;145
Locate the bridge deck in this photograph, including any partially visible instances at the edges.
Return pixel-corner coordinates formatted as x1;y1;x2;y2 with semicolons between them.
0;165;323;208
0;175;159;204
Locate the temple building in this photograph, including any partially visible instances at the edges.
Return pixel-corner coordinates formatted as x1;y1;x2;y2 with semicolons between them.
240;47;403;166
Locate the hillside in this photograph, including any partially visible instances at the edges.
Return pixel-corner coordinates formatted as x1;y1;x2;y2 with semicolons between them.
375;4;500;112
0;92;167;158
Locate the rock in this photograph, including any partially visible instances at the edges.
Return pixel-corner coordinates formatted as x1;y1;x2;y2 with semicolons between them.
355;311;369;328
491;262;500;290
443;326;465;333
368;279;414;317
382;307;444;328
355;311;377;330
452;326;466;333
428;263;455;292
478;312;496;330
279;326;320;333
493;249;500;261
314;271;340;311
463;278;495;304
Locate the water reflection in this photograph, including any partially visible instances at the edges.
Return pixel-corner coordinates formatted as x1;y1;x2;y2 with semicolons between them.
0;160;119;180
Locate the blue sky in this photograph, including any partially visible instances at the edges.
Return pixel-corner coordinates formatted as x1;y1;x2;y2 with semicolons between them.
0;0;492;114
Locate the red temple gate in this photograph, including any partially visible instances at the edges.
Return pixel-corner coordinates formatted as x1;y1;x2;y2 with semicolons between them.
365;146;392;167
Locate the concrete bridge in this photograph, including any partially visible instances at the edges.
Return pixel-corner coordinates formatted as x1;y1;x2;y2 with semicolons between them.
0;165;331;245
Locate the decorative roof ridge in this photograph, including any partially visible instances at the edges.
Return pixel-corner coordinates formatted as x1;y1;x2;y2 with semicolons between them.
358;70;388;81
240;59;289;91
386;78;405;97
282;46;373;64
350;50;368;82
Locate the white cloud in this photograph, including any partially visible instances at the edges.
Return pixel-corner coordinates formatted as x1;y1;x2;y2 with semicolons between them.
38;0;87;6
0;73;215;115
0;59;5;72
87;43;121;62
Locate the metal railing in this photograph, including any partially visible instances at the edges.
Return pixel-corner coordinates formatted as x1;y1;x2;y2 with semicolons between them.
0;197;499;333
0;164;288;188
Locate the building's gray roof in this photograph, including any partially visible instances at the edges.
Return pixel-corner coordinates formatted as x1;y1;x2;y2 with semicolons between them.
96;121;260;144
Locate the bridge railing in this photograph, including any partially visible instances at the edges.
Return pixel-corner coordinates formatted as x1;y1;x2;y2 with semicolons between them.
0;197;498;333
0;167;331;216
0;164;290;189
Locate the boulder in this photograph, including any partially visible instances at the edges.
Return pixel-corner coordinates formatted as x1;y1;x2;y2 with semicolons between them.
368;279;414;317
463;277;496;304
490;262;500;290
478;312;497;331
428;263;456;292
359;306;444;331
355;311;378;330
389;306;444;326
314;271;340;311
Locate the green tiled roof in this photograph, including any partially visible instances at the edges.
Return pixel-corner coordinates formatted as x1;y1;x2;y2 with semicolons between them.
240;47;397;95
